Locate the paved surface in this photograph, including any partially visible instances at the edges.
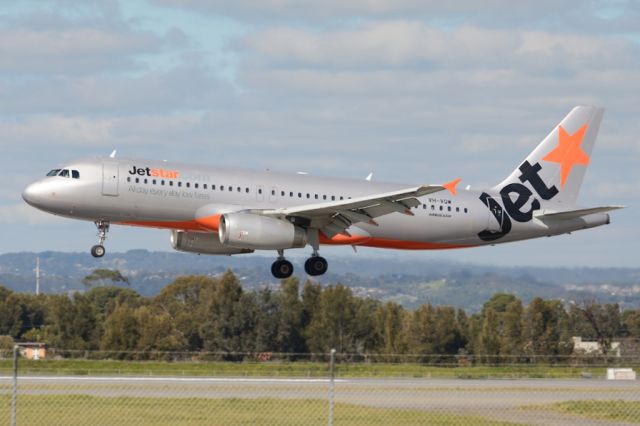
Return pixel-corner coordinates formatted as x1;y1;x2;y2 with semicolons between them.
2;375;639;425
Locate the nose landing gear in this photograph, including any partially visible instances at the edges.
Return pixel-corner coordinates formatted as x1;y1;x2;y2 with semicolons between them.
91;220;110;258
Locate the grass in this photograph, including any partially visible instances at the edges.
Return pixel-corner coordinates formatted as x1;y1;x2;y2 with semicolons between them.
542;400;640;424
0;358;619;379
0;395;518;425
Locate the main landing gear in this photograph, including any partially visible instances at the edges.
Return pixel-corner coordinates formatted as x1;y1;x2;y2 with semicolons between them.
271;250;294;279
91;220;110;258
270;249;329;279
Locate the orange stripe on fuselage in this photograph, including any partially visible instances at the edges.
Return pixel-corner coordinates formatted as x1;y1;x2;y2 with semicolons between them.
319;233;470;250
117;214;221;232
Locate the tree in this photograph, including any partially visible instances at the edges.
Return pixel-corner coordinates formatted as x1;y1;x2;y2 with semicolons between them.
522;298;572;358
375;302;406;354
201;270;257;355
573;300;623;355
500;300;523;356
306;284;357;353
478;307;501;358
82;269;130;289
276;277;306;354
100;304;140;351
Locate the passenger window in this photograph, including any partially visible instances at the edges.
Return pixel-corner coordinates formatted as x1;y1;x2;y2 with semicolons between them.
290;192;293;197
127;177;131;183
272;190;276;196
161;180;165;186
237;187;241;192
186;182;190;188
448;206;451;212
46;169;61;177
464;208;468;213
314;194;318;199
152;179;157;185
258;188;262;194
194;183;199;189
331;196;335;201
178;182;182;187
169;181;173;186
323;195;327;200
306;193;310;199
246;188;250;193
423;204;426;209
59;169;69;178
135;178;140;183
340;196;344;200
456;207;460;212
203;184;207;189
298;193;302;198
281;191;285;196
72;170;80;179
431;205;435;210
221;185;224;191
144;178;148;184
212;184;216;190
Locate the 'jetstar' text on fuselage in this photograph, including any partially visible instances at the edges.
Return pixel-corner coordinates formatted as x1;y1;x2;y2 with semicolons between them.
128;166;179;179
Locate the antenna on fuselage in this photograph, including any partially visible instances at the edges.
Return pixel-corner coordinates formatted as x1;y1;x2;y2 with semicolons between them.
109;150;117;158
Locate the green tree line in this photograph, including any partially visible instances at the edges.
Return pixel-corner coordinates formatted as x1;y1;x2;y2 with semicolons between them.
1;270;639;359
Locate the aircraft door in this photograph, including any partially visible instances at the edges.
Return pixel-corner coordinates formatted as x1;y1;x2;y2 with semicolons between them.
102;162;119;196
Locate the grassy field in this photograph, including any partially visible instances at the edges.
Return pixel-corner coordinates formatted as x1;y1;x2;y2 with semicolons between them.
0;358;620;379
544;400;640;424
0;395;518;426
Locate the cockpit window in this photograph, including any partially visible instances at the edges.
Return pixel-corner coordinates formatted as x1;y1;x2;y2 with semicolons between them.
47;169;61;176
72;170;80;179
59;169;69;178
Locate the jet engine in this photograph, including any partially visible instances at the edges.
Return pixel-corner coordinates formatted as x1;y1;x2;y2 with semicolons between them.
219;213;307;250
170;230;253;255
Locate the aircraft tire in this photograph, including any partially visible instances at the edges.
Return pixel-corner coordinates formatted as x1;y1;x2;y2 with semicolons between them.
304;256;328;276
91;245;106;258
271;259;293;279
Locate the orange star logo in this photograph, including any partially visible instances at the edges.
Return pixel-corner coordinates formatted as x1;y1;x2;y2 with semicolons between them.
542;124;590;187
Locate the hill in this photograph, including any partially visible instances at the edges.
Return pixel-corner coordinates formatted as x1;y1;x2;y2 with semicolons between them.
0;250;638;312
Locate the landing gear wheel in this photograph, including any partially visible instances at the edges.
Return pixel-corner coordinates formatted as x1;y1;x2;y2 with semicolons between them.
91;245;106;258
304;256;328;276
271;259;294;279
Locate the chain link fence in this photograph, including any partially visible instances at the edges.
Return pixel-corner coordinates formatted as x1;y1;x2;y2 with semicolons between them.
2;348;640;425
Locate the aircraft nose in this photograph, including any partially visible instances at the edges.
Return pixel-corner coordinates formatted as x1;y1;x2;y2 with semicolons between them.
22;182;45;206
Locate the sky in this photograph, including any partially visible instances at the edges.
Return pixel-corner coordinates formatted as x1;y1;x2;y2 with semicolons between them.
0;0;638;267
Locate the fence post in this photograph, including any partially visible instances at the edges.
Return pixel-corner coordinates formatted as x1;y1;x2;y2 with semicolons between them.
11;345;18;426
328;348;336;426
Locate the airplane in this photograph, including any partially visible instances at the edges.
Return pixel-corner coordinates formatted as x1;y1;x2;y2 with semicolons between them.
22;106;622;279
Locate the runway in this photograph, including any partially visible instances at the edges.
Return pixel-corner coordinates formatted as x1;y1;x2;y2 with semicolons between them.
2;375;638;425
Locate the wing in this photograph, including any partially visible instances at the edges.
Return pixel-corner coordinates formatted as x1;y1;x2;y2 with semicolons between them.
258;184;446;238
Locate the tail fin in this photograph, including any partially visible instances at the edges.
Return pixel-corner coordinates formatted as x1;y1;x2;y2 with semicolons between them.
494;106;604;207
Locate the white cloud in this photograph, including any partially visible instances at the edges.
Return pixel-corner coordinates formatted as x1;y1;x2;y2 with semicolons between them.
240;22;637;71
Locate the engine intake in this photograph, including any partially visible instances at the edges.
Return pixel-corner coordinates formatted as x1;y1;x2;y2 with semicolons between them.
171;230;253;255
219;213;307;250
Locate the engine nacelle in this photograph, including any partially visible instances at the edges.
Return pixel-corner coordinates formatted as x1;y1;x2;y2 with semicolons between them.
171;230;254;255
219;213;307;250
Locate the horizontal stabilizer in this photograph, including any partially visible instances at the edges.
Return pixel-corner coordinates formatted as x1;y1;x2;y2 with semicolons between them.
535;206;624;221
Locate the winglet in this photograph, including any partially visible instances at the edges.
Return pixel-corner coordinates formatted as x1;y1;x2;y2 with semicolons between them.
442;178;462;195
109;149;117;158
365;172;373;181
